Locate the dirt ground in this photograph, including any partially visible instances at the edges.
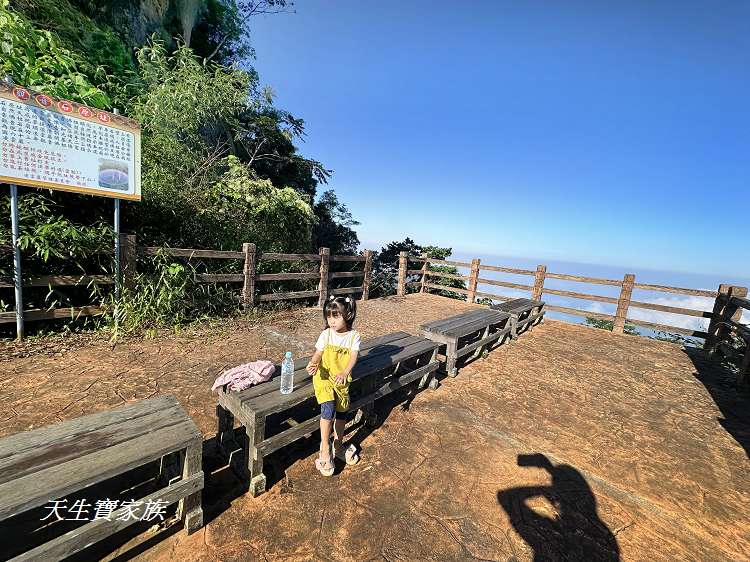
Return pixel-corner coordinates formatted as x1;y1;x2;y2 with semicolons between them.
2;293;749;561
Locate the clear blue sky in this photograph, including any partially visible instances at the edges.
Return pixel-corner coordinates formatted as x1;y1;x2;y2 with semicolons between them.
247;1;749;277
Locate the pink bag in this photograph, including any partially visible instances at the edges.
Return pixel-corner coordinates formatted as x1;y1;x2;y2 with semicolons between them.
212;360;275;392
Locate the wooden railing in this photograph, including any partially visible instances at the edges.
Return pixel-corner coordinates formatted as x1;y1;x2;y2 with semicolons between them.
705;290;750;385
0;235;373;332
396;252;747;342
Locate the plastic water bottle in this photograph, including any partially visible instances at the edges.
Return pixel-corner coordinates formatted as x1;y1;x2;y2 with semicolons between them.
280;352;294;394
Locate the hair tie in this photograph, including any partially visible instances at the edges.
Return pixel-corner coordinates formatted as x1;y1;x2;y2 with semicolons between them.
329;295;335;301
345;297;351;303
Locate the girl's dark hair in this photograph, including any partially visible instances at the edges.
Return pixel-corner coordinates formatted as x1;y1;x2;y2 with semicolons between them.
322;296;357;329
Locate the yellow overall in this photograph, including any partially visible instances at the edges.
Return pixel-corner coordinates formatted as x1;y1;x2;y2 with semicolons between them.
313;329;355;412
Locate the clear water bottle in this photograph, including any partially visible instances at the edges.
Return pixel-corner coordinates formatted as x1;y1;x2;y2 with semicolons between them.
280;351;294;394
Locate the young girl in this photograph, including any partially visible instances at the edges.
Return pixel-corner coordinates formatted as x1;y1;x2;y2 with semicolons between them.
306;295;361;476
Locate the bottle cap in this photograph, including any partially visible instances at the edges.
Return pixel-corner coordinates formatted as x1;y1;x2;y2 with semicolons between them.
285;351;292;358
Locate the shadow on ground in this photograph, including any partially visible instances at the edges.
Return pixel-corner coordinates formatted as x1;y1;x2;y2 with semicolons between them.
498;453;620;562
685;347;750;458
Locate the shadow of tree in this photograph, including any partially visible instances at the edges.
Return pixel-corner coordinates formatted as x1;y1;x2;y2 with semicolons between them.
498;453;619;561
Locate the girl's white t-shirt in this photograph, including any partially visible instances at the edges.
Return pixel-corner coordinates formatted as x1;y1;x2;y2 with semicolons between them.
315;328;361;352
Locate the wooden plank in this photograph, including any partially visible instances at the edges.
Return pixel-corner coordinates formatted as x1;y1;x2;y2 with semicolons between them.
195;274;244;283
544;272;622;286
546;304;615;321
406;269;424;275
625;318;708;339
361;250;373;300
259;290;320;302
348;361;440;410
257;272;320;282
420;258;473;268
329;271;365;279
478;264;536;276
10;473;203;562
242;243;257;308
455;325;512;358
0;396;180;459
421;310;490;332
0;306;103;323
541;287;618;304
474;290;517;302
260;253;322;262
0;422;199;521
140;247;244;259
730;296;750;310
425;270;469;282
443;312;512;338
330;255;365;262
406;282;422;287
628;300;712;318
477;278;534;291
318;248;330;306
423;282;469;295
0;275;113;288
491;298;540;315
329;286;363;296
612;274;635;335
632;282;717;298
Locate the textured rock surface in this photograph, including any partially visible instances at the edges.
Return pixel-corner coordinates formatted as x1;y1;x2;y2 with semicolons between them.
2;293;748;561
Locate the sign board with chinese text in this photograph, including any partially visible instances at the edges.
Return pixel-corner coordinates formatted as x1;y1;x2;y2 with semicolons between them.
0;83;141;200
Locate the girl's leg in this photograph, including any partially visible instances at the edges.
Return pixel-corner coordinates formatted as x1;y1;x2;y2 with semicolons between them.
319;401;335;460
333;415;346;450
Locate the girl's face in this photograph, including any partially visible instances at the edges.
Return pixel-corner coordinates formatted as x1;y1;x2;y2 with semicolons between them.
326;307;348;332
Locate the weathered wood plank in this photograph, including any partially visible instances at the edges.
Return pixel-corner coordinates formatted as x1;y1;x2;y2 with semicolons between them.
421;310;490;332
546;304;614;321
330;255;365;262
425;270;469;282
140;247;244;259
477;278;534;291
473;290;517;302
260;253;322;262
632;282;717;298
628;300;712;318
411;258;473;268
259;290;320;302
541;287;619;304
443;312;512;338
10;473;204;562
625;318;708;339
257;272;320;282
0;306;103;324
329;271;365;279
195;274;244;283
0;275;113;288
329;286;363;296
730;296;750;311
544;272;622;286
478;264;536;276
423;282;469;295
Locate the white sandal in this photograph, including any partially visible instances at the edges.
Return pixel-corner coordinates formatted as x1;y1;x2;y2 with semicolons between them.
333;441;360;465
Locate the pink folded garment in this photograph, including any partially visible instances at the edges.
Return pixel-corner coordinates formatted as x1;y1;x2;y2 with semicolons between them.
212;360;276;392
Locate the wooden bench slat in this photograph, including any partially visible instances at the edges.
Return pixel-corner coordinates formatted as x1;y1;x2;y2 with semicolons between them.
442;312;511;338
0;395;180;463
10;473;204;562
420;309;491;332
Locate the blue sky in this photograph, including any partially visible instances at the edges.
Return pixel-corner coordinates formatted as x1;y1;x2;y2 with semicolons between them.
248;1;749;277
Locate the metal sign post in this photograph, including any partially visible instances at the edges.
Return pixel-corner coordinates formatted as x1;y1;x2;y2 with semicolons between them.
9;183;24;340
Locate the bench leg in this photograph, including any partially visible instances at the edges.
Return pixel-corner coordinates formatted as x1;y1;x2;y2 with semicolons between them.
178;441;203;534
446;341;458;377
216;404;235;458
244;413;266;497
419;350;439;390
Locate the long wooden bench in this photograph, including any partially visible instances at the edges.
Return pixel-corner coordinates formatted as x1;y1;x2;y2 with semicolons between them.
0;395;204;561
216;331;440;496
420;309;514;377
490;298;546;338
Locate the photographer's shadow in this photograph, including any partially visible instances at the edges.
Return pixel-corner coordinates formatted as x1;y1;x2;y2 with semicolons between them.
498;454;620;561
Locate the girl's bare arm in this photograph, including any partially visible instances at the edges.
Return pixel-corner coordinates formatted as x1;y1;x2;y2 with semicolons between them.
306;350;323;375
335;350;359;384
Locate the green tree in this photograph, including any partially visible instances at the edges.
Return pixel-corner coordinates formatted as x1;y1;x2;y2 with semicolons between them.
313;190;359;254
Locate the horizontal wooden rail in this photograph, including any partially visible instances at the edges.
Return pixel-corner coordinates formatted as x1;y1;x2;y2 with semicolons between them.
625;318;708;339
329;286;364;296
731;296;750;310
474;290;517;302
0;306;103;323
259;290;320;302
479;264;536;276
425;271;468;282
257;272;320;282
632;282;717;298
260;253;321;262
544;272;622;287
477;278;534;291
541;287;619;305
329;271;365;279
406;269;423;275
628;300;711;318
140;247;244;259
546;304;615;322
412;257;473;268
0;275;113;288
424;282;469;295
330;255;365;262
194;274;244;283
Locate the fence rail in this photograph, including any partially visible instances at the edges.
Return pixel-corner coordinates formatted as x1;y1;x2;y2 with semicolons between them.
396;252;746;348
1;235;373;332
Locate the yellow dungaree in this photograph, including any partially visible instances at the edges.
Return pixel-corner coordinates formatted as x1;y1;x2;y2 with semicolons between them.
313;329;355;412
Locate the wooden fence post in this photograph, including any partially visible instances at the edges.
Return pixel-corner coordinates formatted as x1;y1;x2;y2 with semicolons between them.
120;234;137;291
612;273;635;334
318;247;330;306
242;243;257;308
532;264;546;301
361;250;373;301
705;284;731;355
467;258;480;303
419;255;428;293
397;251;407;296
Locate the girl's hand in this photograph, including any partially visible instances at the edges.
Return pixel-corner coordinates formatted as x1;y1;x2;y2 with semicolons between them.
306;361;319;375
334;372;348;385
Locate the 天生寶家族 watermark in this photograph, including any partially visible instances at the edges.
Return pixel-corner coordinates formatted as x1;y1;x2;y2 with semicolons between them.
41;498;169;522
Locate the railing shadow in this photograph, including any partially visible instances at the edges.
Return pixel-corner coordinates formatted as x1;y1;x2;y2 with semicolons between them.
684;347;750;458
498;453;620;561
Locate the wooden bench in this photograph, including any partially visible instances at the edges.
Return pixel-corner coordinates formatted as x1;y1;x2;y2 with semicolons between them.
0;395;204;561
490;298;546;338
420;309;514;377
216;331;440;496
